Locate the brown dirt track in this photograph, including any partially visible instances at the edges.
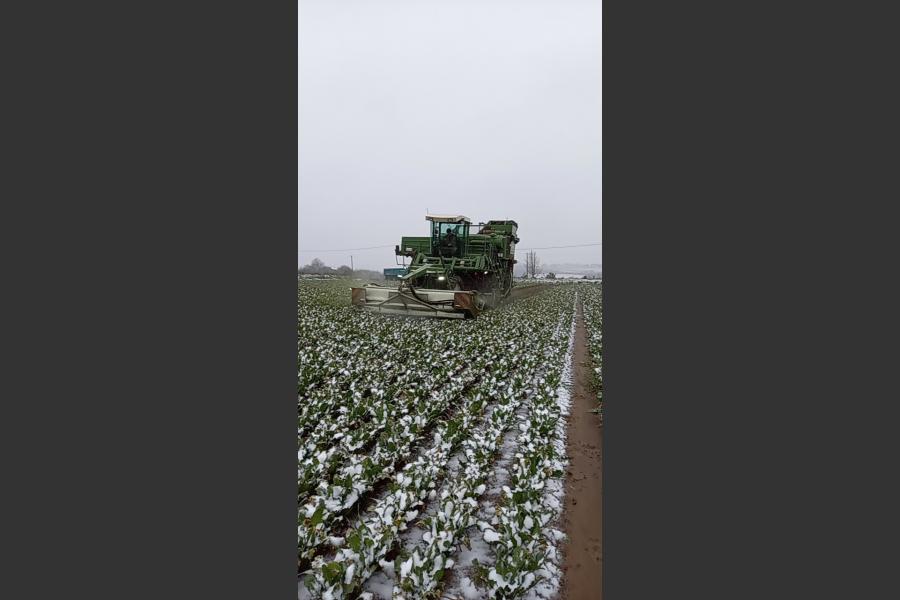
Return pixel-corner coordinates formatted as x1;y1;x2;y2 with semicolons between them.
559;299;603;600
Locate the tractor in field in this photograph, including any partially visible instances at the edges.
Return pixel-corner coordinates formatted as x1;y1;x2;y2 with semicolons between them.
351;215;519;319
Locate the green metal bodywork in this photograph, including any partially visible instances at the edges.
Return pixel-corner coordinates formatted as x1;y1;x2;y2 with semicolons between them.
394;218;519;296
352;216;519;319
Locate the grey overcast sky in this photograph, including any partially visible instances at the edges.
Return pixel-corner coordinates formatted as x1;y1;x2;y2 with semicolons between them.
299;0;601;271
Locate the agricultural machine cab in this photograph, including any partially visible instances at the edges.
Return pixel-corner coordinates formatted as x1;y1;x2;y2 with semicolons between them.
430;218;469;258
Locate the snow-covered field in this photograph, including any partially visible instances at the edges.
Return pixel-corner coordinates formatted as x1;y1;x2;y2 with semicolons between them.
298;281;594;599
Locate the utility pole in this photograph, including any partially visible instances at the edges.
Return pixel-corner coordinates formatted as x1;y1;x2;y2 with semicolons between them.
350;255;354;272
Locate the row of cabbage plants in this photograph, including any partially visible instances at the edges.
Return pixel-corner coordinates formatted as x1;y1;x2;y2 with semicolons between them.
305;376;520;598
581;282;603;418
479;297;576;598
393;287;577;599
298;328;482;503
301;300;567;596
298;281;580;599
299;291;503;559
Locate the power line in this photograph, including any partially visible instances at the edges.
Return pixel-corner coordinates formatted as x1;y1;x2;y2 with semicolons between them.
298;244;394;253
298;241;602;254
518;242;602;251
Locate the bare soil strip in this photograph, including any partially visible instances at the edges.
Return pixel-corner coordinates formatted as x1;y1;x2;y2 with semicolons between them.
559;299;603;600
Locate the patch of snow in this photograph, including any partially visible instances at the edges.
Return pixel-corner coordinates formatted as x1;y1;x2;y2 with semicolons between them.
298;579;311;600
400;556;414;578
363;570;394;600
454;575;482;600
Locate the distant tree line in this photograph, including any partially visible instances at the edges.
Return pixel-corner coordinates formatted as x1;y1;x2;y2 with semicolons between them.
298;257;383;280
299;258;353;276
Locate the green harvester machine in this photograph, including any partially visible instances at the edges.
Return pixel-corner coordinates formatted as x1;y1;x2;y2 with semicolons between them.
351;215;519;319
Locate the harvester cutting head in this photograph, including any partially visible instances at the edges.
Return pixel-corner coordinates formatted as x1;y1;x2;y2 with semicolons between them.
351;215;519;319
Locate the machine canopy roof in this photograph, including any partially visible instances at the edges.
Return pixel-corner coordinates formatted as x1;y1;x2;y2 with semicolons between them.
425;214;471;224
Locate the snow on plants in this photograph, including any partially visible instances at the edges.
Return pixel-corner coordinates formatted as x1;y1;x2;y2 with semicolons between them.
484;294;577;600
580;282;603;418
298;280;583;599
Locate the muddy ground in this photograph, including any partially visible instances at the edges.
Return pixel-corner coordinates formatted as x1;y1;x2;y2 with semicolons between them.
559;299;603;600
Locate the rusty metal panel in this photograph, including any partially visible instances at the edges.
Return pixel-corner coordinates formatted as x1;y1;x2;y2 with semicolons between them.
453;292;479;317
351;288;366;306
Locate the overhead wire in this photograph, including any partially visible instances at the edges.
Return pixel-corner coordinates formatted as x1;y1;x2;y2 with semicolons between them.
298;241;602;254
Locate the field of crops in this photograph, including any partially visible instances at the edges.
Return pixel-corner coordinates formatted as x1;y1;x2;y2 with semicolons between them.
298;280;600;600
581;284;603;419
